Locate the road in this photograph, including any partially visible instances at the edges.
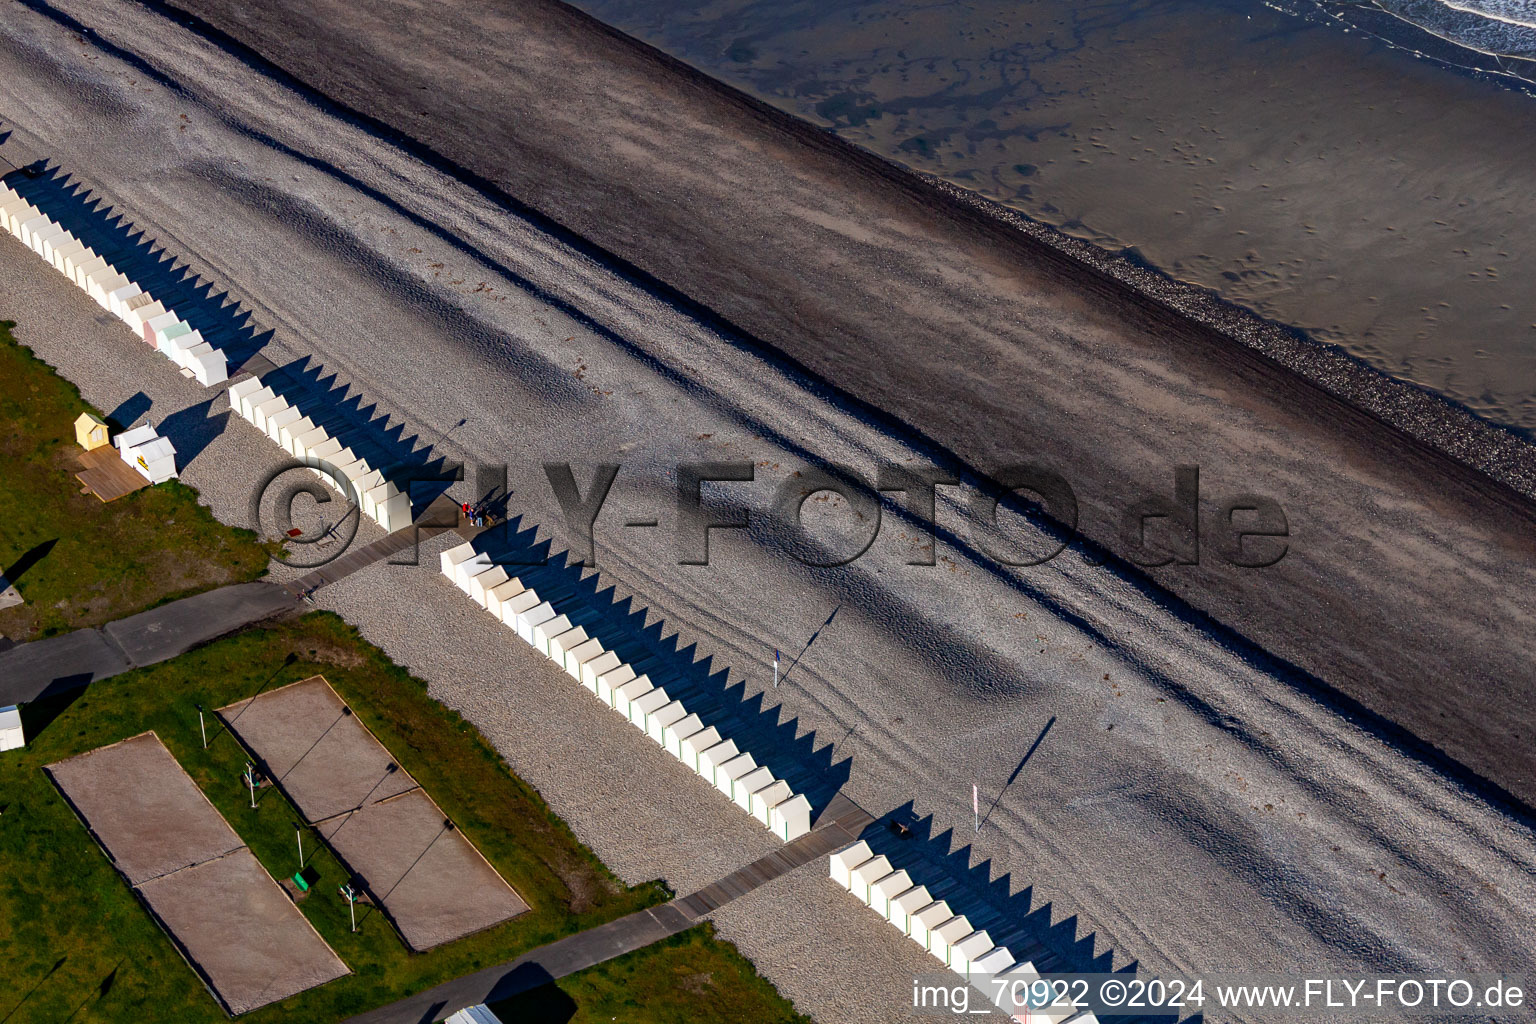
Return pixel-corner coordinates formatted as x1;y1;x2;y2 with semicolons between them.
0;2;1532;1021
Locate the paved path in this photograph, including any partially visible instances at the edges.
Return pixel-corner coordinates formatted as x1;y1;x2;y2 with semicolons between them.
343;795;875;1024
0;581;299;705
0;495;466;704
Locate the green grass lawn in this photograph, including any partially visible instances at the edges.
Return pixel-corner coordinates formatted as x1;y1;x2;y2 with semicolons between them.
0;609;808;1024
0;321;275;639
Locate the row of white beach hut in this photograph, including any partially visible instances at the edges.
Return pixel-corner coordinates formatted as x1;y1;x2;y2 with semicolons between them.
226;374;412;533
0;181;228;386
829;840;1095;1023
441;540;814;841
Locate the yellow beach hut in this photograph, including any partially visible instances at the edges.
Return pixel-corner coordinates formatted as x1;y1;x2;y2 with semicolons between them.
74;412;110;451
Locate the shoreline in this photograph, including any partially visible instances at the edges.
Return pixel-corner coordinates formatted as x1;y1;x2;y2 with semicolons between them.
128;0;1536;809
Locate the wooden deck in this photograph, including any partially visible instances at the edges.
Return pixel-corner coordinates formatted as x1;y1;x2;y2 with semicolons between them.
74;445;148;502
676;792;875;917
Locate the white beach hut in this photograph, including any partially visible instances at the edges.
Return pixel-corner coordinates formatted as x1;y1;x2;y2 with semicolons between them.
910;900;954;950
594;662;635;703
625;687;670;733
368;481;411;532
469;566;509;608
661;712;704;758
992;963;1075;1023
62;247;99;287
769;792;812;840
889;885;934;934
121;298;164;338
87;268;131;308
302;436;345;473
105;282;142;316
452;551;494;592
564;638;606;681
679;725;721;772
185;345;229;387
0;705;24;752
949;930;997;978
750;780;792;825
967;946;1015;981
695;737;739;785
17;214;52;249
734;767;775;813
440;541;478;580
545;625;589;666
513;599;556;644
113;424;157;453
292;424;333;461
39;226;73;264
445;1006;504;1024
830;841;873;889
716;752;758;801
228;379;267;422
929;916;976;967
122;435;178;484
870;869;914;919
580;651;622;693
71;255;108;290
850;855;893;905
484;578;525;621
498;590;541;631
530;614;573;656
646;700;688;746
611;677;655;720
51;238;87;274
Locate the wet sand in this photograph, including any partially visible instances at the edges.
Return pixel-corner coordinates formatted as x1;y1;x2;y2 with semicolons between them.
569;0;1536;437
153;0;1536;809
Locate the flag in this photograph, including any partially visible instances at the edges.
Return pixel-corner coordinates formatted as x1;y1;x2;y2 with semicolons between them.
774;649;780;664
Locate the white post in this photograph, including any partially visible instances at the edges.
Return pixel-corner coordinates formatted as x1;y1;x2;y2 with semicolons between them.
973;784;979;833
246;762;257;809
773;649;780;689
297;828;304;869
198;708;206;749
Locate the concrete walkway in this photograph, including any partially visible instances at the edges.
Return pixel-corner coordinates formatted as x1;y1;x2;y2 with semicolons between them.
0;581;299;705
343;795;875;1024
0;495;467;705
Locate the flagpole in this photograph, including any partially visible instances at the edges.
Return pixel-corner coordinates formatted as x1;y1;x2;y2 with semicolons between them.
773;649;780;689
974;784;979;833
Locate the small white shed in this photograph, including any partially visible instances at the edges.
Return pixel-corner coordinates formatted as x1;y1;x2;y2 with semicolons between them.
830;841;873;889
580;651;622;693
646;700;688;746
513;599;555;644
769;793;812;840
850;855;893;904
499;590;541;632
910;900;954;949
0;705;24;752
468;565;509;608
593;661;635;703
679;725;721;772
124;435;178;484
889;885;934;934
445;1006;504;1024
530;614;573;656
870;869;914;918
